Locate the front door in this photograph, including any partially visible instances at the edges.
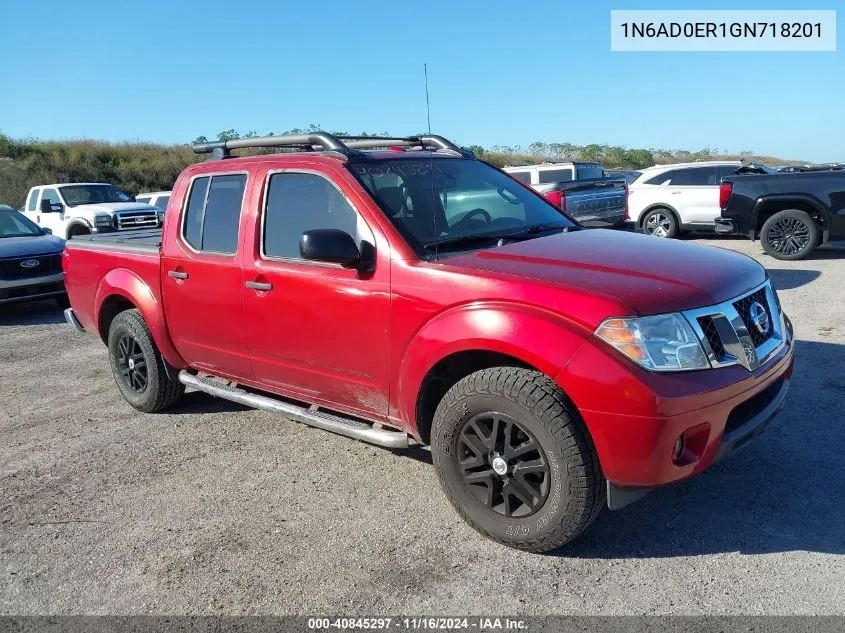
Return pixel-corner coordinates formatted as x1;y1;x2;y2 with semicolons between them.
161;172;253;380
242;166;391;419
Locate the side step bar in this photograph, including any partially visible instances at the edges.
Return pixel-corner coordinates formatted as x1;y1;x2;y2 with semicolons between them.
178;371;409;449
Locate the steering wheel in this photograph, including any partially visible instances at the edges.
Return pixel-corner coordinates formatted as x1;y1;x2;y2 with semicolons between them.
459;208;492;225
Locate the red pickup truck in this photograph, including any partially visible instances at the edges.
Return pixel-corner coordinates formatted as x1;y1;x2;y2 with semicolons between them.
63;133;794;552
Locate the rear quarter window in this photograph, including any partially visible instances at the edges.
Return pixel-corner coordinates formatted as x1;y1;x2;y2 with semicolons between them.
182;174;247;254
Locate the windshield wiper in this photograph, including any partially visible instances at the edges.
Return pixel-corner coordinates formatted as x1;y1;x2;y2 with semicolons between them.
422;224;569;252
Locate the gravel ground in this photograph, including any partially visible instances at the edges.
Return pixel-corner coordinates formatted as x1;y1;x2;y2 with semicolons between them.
1;236;844;616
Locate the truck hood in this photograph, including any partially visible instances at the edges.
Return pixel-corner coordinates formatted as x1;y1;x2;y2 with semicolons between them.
73;202;159;215
0;233;65;258
443;229;766;315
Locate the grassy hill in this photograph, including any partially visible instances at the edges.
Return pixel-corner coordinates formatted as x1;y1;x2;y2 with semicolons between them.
0;131;799;209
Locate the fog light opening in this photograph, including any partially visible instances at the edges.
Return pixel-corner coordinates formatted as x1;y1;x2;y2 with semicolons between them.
672;435;686;464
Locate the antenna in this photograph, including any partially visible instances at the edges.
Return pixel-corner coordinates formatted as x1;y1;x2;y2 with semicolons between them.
425;63;438;261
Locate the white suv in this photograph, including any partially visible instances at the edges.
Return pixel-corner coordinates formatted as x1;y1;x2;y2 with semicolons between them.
627;161;741;237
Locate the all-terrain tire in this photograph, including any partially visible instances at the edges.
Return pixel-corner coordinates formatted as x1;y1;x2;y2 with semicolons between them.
760;209;819;261
431;367;605;552
107;309;184;412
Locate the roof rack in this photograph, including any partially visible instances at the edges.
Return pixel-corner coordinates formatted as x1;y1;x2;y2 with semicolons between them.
192;132;472;160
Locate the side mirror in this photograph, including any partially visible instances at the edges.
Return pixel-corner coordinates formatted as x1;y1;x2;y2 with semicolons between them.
299;229;361;268
42;227;53;235
40;200;62;213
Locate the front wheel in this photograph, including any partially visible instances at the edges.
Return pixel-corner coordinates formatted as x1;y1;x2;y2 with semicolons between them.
431;367;605;552
107;309;184;412
760;209;819;260
641;208;679;238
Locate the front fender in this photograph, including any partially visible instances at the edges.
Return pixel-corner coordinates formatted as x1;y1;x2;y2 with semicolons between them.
95;268;186;368
394;302;591;434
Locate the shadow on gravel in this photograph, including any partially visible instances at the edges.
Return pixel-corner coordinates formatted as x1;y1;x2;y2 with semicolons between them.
767;269;822;290
556;339;845;559
166;391;251;414
0;300;65;326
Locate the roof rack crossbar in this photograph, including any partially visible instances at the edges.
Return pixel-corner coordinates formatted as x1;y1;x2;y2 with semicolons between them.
193;132;353;157
191;132;471;159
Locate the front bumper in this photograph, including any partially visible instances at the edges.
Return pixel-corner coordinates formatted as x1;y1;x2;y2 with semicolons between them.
0;272;66;304
557;314;795;508
606;375;790;509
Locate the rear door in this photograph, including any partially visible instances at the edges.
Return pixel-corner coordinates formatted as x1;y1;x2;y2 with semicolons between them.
241;163;391;419
161;171;253;380
663;166;720;225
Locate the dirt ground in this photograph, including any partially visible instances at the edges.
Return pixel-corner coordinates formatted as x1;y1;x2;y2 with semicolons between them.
1;236;843;615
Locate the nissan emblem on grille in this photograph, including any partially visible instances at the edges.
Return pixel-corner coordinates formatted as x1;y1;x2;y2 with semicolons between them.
20;259;40;269
749;302;770;336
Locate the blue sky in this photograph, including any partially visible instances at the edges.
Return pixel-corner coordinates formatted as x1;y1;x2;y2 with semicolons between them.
1;0;842;161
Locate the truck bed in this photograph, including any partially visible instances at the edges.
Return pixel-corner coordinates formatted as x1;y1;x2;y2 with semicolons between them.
68;228;162;253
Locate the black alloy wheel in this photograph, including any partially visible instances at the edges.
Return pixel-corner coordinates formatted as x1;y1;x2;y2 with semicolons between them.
457;412;550;518
766;216;811;256
760;209;819;261
116;334;148;393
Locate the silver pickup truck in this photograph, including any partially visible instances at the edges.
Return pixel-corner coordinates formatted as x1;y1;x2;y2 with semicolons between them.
504;162;627;228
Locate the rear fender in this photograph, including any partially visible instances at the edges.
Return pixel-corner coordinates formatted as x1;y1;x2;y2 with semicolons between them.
395;302;591;435
95;268;186;368
752;194;830;238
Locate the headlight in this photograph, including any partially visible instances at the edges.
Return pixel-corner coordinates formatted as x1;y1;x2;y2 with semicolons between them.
94;214;112;227
595;314;710;372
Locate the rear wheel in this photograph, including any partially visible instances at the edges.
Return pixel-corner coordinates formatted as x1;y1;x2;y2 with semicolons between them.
107;309;184;412
641;208;679;238
760;209;818;260
431;367;605;552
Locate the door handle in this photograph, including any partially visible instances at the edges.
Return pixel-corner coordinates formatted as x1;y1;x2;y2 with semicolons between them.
246;281;273;291
168;270;189;280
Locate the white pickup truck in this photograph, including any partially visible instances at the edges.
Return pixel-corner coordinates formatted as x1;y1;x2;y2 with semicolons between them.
21;183;160;239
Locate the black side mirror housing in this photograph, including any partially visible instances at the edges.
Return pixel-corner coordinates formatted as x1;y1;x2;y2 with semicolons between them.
299;229;362;268
40;200;62;213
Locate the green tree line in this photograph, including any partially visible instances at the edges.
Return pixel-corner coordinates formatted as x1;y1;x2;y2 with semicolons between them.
0;129;792;208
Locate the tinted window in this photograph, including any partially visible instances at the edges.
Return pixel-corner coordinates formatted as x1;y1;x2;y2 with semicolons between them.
182;175;245;253
154;195;170;211
537;168;573;184
263;172;368;260
714;166;736;181
509;171;532;184
27;190;38;211
202;175;247;253
135;196;151;204
183;177;209;249
574;165;604;180
644;167;717;186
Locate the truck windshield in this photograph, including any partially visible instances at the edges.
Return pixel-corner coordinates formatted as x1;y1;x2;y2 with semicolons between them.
0;209;43;238
59;184;134;207
348;158;574;254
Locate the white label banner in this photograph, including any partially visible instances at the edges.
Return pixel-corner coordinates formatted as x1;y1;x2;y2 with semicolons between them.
611;10;836;51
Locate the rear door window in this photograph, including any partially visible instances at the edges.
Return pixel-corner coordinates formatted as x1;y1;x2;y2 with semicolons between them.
26;189;39;211
537;168;573;184
182;174;246;254
508;171;532;184
643;167;717;186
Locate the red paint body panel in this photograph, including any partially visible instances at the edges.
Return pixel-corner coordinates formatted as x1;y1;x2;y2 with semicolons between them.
63;152;795;491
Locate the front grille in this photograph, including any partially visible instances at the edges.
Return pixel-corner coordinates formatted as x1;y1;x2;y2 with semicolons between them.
733;288;773;346
684;281;784;371
115;212;159;230
0;254;62;280
697;315;726;358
